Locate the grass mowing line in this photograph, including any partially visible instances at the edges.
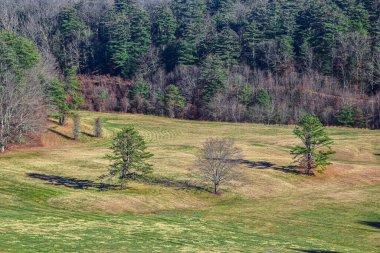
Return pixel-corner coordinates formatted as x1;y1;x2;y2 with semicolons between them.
0;111;378;252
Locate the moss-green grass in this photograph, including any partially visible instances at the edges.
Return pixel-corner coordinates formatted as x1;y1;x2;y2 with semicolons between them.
0;111;379;252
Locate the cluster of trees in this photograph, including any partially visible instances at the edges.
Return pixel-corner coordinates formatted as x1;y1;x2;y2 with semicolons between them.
0;31;47;152
1;0;379;129
107;113;334;193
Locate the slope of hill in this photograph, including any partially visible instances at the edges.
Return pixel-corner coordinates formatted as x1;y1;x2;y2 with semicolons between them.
0;112;379;252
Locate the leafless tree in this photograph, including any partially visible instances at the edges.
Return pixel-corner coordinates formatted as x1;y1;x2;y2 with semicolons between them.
195;138;242;194
94;117;103;138
0;70;46;152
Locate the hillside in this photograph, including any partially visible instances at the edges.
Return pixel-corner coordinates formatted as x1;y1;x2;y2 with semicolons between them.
0;112;379;252
1;0;380;128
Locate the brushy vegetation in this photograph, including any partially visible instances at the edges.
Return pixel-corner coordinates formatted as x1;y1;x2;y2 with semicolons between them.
0;111;379;252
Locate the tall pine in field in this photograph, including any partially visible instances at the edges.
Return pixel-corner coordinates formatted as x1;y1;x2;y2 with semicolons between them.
106;126;153;189
291;114;335;175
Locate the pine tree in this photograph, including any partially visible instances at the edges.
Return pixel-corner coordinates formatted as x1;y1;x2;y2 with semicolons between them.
199;56;227;103
214;27;240;66
242;21;260;66
291;114;335;175
48;68;83;125
338;106;354;127
174;0;207;65
165;84;186;118
296;1;349;74
106;126;153;189
104;1;150;77
56;6;89;70
0;31;40;75
151;5;177;50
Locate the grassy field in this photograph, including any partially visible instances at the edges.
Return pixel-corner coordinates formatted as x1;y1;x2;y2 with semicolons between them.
0;111;379;252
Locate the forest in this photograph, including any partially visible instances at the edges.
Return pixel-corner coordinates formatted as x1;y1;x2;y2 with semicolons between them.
0;0;380;137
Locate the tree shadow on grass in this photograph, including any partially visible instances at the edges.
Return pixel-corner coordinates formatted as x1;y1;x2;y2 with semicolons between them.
80;131;96;138
132;174;211;193
48;128;75;140
149;178;211;192
27;173;118;190
239;159;302;175
359;221;380;229
290;249;340;253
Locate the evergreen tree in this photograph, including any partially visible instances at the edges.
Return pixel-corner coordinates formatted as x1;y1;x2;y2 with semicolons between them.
291;114;335;175
165;84;186;118
174;0;207;65
238;85;253;106
151;5;177;50
56;6;89;70
130;79;150;100
296;1;349;73
337;106;354;127
214;27;240;66
242;21;260;66
106;126;153;189
256;89;270;107
199;56;227;103
0;31;40;75
104;0;150;78
48;68;83;125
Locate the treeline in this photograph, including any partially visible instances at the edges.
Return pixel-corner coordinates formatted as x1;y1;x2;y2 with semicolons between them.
1;0;380;128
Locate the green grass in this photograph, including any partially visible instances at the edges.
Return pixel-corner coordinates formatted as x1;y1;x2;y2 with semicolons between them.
0;111;379;252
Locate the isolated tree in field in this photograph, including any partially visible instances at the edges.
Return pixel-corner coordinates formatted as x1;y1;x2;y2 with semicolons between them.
72;114;80;140
196;138;242;194
94;117;103;137
106;126;153;189
291;114;335;175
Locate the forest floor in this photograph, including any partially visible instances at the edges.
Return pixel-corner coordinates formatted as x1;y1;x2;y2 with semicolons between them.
0;111;379;252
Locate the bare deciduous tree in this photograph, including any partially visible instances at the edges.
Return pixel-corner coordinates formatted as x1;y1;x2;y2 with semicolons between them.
94;117;103;138
0;70;46;152
195;138;242;194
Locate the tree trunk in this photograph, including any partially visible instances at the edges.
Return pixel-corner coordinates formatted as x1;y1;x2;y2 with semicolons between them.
306;151;312;175
0;144;5;153
59;115;66;126
121;164;128;178
214;183;219;195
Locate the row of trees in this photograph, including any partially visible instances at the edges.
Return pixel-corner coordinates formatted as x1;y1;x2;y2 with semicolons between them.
1;0;379;128
107;114;335;193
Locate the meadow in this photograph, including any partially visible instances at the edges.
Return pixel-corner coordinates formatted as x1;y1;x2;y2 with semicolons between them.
0;111;379;252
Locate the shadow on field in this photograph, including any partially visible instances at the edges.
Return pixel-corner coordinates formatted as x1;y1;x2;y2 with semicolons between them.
148;178;211;192
291;249;340;253
359;221;380;229
80;131;96;137
239;159;301;175
129;173;211;192
27;173;117;190
48;128;75;140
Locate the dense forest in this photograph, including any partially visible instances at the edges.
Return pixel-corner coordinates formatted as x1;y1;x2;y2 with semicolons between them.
0;0;380;137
